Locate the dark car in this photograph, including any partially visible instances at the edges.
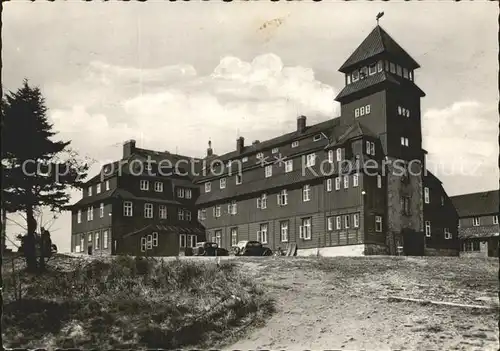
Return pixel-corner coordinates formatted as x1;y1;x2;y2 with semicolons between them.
193;242;229;256
233;240;272;256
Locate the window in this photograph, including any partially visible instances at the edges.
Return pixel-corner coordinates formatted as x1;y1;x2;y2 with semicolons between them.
154;181;163;192
398;106;403;115
88;233;92;243
353;173;359;187
313;134;322;142
336;148;342;161
352;70;359;82
375;216;382;232
336;216;341;230
105;180;110;191
214;230;222;246
390;62;396;73
343;176;349;189
256;152;264;159
403;67;409;78
88;187;92;196
360;106;365;116
95;232;100;249
159;205;167;219
144;203;153;218
377;60;383;72
377;175;382;189
257;193;267;209
401;137;409;146
385;60;389;71
369;63;377;75
306;153;316;167
103;230;108;249
327;217;334;231
344;215;350;229
198;209;207;220
444;228;452;240
425;221;431;237
186;210;192;221
214;205;221;218
396;65;402;76
123;201;133;216
303;185;311;202
141;237;146;252
291;141;299;148
360;67;368;79
87;206;93;221
409;71;413;81
185;189;192;199
177;188;185;198
258;224;268;244
272;147;279;154
179;234;186;248
440;196;445;206
366;104;371;114
300;218;312;240
354;108;360;118
370;142;375;155
220;178;226;189
140;180;149;191
493;215;498;225
464;240;480;252
472;217;480;226
424;187;430;204
402;196;411;216
406;109;410;118
96;183;101;194
346;74;351;84
335;177;341;190
99;203;104;218
328;150;334;163
205;182;211;193
77;210;82;223
178;208;184;221
231;228;238;246
279;221;289;242
285;160;293;173
353;214;359;228
242;157;248;163
236;174;242;185
326;178;333;192
277;189;288;206
265;165;272;178
229;201;237;215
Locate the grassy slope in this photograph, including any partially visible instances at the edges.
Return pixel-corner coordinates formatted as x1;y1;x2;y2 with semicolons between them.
2;254;275;349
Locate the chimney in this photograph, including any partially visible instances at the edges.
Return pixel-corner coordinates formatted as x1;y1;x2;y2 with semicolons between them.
252;140;260;146
297;115;307;133
123;139;136;159
206;140;213;157
236;137;245;153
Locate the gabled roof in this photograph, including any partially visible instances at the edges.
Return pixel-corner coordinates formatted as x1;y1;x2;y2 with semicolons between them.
328;121;377;148
335;71;425;102
451;190;499;218
122;222;204;239
339;25;420;73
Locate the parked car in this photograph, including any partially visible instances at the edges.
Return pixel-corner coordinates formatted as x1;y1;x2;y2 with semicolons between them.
193;242;229;256
232;240;273;256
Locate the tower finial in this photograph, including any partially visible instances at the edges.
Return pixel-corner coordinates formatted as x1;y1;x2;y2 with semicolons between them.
376;11;384;25
208;139;212;148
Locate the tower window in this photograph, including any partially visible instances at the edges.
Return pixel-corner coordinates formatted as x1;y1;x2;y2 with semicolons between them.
401;137;409;147
346;74;351;84
365;104;371;114
377;60;383;72
390;62;396;74
369;64;377;75
396;65;402;76
352;70;359;82
385;60;389;71
403;68;409;79
409;71;414;81
360;106;365;116
354;108;360;118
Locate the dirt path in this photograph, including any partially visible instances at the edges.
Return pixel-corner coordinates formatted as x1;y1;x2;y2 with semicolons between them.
225;258;499;351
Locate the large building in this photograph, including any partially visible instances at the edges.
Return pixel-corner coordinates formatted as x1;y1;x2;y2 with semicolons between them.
451;190;499;257
194;24;459;256
69;140;205;256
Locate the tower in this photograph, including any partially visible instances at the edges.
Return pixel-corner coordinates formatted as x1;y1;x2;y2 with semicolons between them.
335;24;427;254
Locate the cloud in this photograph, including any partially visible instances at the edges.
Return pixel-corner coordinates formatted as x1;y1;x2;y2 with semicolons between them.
422;100;498;194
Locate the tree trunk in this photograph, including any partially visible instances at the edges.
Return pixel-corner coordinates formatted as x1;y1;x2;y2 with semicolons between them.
25;206;38;273
1;207;6;255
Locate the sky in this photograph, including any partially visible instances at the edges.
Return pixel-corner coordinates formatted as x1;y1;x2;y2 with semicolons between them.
2;1;498;252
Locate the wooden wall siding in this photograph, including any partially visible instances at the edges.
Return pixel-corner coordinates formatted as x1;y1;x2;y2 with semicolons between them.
71;227;112;254
71;203;113;234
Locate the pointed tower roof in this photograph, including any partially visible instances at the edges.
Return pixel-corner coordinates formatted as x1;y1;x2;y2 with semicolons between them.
339;25;420;73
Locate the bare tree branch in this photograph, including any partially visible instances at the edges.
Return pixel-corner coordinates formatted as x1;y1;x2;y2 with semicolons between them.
6;217;27;231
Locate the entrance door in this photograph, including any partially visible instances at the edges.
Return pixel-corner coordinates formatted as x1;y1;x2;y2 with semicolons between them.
88;245;93;255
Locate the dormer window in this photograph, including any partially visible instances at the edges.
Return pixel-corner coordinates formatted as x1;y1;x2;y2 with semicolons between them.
360;67;368;79
272;148;279;154
313;134;322;142
291;141;299;148
369;63;377;75
396;65;402;76
256;152;263;159
377;61;383;72
242;157;248;163
403;68;409;79
390;62;396;74
352;70;359;82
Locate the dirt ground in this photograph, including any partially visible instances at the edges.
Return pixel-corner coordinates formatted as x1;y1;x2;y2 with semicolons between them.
223;256;499;351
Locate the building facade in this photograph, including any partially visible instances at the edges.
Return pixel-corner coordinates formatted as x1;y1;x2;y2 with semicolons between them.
69;140;205;257
194;24;459;256
451;190;499;257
